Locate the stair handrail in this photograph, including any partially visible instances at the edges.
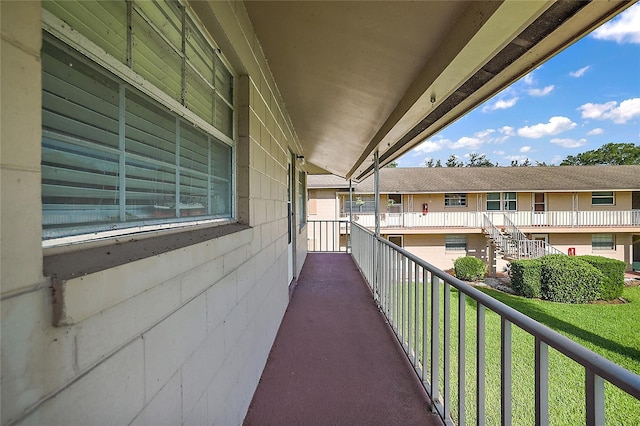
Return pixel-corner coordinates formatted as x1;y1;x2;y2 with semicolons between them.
483;214;518;257
503;215;528;242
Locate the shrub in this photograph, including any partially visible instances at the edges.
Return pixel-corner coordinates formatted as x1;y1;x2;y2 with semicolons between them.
454;256;486;281
540;255;603;303
509;259;542;298
577;255;626;300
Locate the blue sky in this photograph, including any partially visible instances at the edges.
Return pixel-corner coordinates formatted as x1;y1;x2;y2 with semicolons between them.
398;4;640;167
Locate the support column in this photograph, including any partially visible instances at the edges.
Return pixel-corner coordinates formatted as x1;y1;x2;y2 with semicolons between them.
488;239;497;278
348;179;353;251
374;151;380;238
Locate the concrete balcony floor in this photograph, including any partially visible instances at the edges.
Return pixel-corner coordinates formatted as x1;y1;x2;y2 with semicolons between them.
244;253;442;425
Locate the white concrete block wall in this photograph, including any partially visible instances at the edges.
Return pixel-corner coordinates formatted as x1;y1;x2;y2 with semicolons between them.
2;1;306;426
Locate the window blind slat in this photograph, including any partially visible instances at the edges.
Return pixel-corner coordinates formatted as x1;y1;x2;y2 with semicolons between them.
132;10;182;102
43;0;127;62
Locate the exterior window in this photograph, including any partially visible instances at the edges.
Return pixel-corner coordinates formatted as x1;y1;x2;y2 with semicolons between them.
486;192;516;211
592;191;614;206
298;171;306;226
387;194;402;213
445;235;467;251
592;234;615;250
444;193;467;207
486;193;501;211
503;192;517;211
42;1;234;240
344;195;375;213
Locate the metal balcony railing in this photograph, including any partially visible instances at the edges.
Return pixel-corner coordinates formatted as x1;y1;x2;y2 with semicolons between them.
307;219;350;252
341;221;640;425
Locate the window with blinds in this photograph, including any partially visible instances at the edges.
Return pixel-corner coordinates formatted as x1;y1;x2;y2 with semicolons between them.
445;235;467;252
42;0;234;240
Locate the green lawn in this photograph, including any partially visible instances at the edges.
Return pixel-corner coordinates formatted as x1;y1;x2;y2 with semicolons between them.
384;282;640;425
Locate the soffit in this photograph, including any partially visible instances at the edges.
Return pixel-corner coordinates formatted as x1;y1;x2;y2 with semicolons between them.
243;1;633;180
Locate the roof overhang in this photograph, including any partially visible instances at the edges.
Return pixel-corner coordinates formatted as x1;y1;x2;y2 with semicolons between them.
243;1;635;179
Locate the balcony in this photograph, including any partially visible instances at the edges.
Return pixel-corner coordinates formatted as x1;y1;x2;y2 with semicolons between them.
249;221;640;425
343;210;640;231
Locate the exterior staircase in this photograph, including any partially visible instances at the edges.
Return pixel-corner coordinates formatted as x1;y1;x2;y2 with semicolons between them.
482;214;563;260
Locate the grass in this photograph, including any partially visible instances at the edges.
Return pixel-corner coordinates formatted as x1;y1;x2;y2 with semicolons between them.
382;280;640;425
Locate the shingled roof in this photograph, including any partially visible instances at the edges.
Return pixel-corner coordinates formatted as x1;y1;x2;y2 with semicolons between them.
307;165;640;193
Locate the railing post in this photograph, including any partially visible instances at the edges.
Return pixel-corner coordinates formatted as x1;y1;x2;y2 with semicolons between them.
535;338;549;426
458;291;466;426
431;274;440;412
501;317;512;426
477;303;486;426
586;370;605;426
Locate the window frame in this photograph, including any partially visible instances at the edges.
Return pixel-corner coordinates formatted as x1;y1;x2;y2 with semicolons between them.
444;193;467;208
591;191;615;206
41;3;237;247
486;192;517;211
298;170;306;228
592;234;615;251
445;235;467;252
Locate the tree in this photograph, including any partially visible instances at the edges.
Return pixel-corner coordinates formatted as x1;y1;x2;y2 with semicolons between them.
445;155;463;167
385;161;398;168
511;158;531;167
424;158;443;167
560;143;640;166
465;153;496;167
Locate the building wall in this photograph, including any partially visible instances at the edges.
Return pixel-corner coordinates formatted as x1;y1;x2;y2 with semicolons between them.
547;192;574;211
1;2;306;425
576;190;632;211
308;189;340;219
549;232;632;265
389;233;489;272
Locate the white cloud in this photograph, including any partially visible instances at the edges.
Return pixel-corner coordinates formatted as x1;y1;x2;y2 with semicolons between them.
578;98;640;124
550;155;564;165
569;66;590;78
413;139;444;154
523;73;535;86
592;4;640;44
517;116;577;139
474;129;495;139
493;150;505;156
550;138;587;148
519;146;532;153
506;155;529;162
499;126;515;136
586;128;604;136
482;97;519;112
527;85;554;97
450;136;483;150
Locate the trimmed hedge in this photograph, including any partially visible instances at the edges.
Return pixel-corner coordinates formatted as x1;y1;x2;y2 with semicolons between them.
454;256;486;281
509;259;542;298
577;255;626;300
540;255;603;303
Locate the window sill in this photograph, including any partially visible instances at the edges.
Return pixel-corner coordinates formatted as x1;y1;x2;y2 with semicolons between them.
44;222;250;281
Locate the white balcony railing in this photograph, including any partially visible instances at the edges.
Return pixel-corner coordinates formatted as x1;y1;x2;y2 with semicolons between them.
346;210;640;229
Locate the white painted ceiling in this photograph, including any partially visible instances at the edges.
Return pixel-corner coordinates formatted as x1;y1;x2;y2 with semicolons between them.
243;1;632;180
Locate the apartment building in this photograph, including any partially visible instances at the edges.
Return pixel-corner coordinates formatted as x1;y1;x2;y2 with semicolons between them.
308;166;640;272
2;1;634;425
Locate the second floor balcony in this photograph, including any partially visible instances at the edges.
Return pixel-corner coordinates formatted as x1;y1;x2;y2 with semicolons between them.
344;209;640;231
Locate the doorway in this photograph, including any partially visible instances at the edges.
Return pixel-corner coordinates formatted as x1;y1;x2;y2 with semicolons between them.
533;193;546;225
